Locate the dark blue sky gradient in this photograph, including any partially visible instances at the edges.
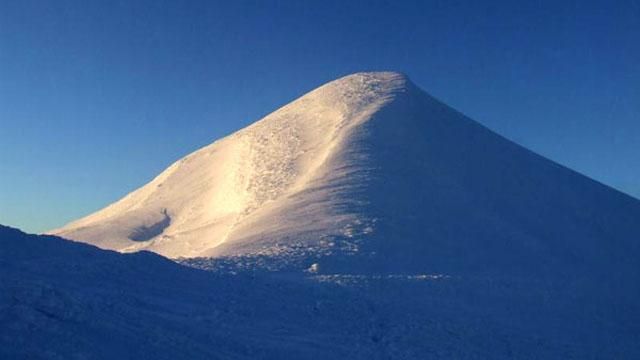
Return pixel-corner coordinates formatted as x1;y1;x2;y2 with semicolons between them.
1;0;638;232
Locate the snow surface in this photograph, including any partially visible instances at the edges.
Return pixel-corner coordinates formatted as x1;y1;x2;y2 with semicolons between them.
3;225;640;359
50;72;408;258
7;71;639;357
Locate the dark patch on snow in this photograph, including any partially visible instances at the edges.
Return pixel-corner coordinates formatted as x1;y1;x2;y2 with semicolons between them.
129;209;171;242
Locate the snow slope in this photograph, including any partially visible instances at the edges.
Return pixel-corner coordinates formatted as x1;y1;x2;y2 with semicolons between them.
50;72;407;258
3;225;640;359
51;71;640;279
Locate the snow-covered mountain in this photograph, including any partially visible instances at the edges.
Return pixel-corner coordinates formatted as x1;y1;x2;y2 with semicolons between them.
5;72;640;358
51;71;640;278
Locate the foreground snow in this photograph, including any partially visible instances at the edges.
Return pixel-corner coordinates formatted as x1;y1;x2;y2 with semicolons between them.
2;225;639;359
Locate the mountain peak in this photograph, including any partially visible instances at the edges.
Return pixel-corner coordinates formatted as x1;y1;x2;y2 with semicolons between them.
51;73;640;277
312;71;413;104
331;71;409;85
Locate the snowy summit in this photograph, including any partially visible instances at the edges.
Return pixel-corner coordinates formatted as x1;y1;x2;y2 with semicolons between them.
51;71;640;277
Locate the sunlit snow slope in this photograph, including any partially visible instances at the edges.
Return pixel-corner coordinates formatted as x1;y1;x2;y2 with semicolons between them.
51;72;640;277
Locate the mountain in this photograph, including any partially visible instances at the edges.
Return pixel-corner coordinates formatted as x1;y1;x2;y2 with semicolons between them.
5;71;640;358
51;71;640;278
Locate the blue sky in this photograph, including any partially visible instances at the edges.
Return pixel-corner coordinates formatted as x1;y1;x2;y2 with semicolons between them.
1;0;638;233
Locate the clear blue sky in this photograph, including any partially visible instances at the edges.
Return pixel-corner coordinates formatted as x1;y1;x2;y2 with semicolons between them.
1;0;638;233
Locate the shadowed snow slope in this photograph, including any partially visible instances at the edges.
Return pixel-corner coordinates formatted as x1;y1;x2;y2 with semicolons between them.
52;72;640;278
0;225;379;359
3;225;640;359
